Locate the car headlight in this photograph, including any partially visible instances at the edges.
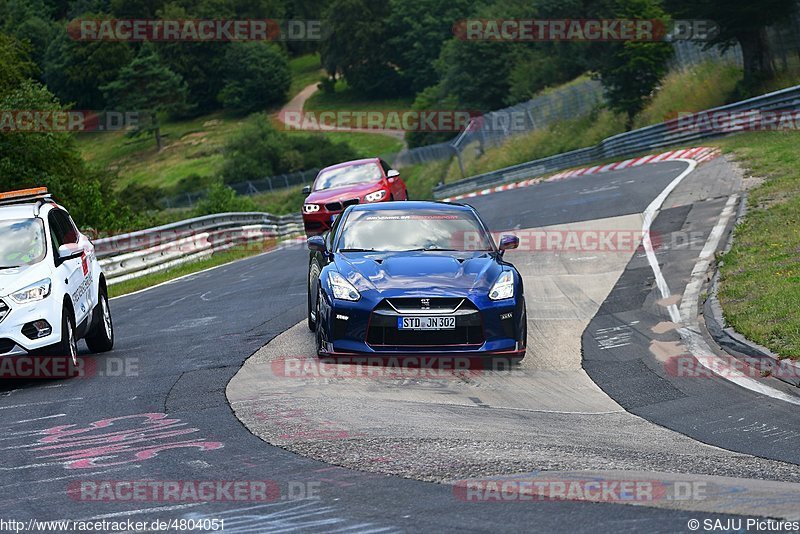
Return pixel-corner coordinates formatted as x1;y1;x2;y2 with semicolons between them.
328;271;360;301
11;278;52;304
489;271;514;300
303;203;320;214
364;190;387;203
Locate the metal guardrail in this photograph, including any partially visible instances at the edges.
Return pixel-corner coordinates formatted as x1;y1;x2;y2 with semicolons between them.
433;84;800;199
94;212;304;285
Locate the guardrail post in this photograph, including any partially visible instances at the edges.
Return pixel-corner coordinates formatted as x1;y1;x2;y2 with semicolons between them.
451;144;466;180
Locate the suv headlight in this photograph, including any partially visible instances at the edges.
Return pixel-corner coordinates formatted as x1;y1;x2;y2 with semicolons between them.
364;190;387;203
489;271;514;300
328;271;360;301
303;203;320;214
11;278;52;304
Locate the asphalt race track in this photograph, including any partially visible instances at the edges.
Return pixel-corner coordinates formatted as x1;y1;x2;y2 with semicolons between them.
1;157;799;533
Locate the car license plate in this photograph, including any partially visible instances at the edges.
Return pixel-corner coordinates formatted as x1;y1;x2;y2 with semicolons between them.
398;316;456;330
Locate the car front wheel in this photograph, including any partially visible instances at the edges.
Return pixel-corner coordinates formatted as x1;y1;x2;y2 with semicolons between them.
85;289;114;353
47;307;78;367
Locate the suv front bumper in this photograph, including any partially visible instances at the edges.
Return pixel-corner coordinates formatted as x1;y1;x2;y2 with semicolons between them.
0;297;62;355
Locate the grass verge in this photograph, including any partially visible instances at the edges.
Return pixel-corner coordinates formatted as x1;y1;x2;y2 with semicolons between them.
108;241;281;298
715;131;800;359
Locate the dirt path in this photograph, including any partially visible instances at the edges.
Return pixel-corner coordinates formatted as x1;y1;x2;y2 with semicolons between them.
276;83;408;143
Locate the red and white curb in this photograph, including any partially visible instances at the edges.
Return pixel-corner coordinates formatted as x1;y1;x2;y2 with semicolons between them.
442;146;721;202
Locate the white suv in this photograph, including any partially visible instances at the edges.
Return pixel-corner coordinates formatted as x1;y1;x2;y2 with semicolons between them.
0;188;114;364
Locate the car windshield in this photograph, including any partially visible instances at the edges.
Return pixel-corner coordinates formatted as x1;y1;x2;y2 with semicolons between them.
314;163;382;191
337;209;495;252
0;218;47;268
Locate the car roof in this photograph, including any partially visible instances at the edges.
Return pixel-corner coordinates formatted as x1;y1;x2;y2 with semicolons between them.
319;158;381;173
348;200;472;212
0;201;59;221
0;203;38;220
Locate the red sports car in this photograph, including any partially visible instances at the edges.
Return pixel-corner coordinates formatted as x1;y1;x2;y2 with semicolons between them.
302;157;409;236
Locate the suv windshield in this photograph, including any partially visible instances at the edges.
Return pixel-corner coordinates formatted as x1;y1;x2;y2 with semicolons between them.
337;210;495;252
0;218;47;268
314;163;382;191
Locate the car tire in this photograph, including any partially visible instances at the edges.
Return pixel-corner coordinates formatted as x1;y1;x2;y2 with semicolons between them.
47;306;78;367
85;289;114;353
404;189;410;200
307;261;321;332
315;299;325;358
513;303;528;364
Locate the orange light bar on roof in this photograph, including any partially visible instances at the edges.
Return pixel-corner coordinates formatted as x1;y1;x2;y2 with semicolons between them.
0;187;49;201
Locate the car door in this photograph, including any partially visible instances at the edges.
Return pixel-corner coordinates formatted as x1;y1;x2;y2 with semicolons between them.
49;210;92;326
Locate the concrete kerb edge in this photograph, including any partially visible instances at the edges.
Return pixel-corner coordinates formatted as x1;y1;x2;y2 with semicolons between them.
701;193;800;388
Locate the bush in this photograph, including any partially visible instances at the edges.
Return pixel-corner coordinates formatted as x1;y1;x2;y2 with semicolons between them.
218;43;291;114
221;115;359;183
194;181;257;216
221;116;302;182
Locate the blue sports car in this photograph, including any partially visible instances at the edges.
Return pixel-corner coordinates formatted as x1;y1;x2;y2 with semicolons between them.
306;201;527;362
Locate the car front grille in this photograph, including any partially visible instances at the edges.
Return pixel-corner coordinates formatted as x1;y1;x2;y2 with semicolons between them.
367;298;484;347
386;297;466;314
0;299;8;324
325;198;359;212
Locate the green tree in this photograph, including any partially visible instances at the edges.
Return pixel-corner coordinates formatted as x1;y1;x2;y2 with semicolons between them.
218;42;291;114
101;43;189;151
194;181;256;216
320;0;404;96
1;0;57;68
220;115;358;183
434;38;516;111
0;35;132;231
221;116;302;183
386;0;476;94
44;19;132;109
585;0;673;128
664;0;797;88
0;33;35;94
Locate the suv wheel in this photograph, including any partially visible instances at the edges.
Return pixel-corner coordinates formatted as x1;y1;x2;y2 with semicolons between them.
48;307;78;366
85;289;114;353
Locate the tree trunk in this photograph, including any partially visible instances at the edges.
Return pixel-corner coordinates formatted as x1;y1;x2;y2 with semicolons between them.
154;127;163;151
737;28;775;87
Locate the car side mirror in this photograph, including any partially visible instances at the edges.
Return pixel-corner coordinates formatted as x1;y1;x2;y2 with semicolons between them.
307;236;327;253
386;169;399;183
302;185;312;195
498;235;519;253
57;244;83;264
